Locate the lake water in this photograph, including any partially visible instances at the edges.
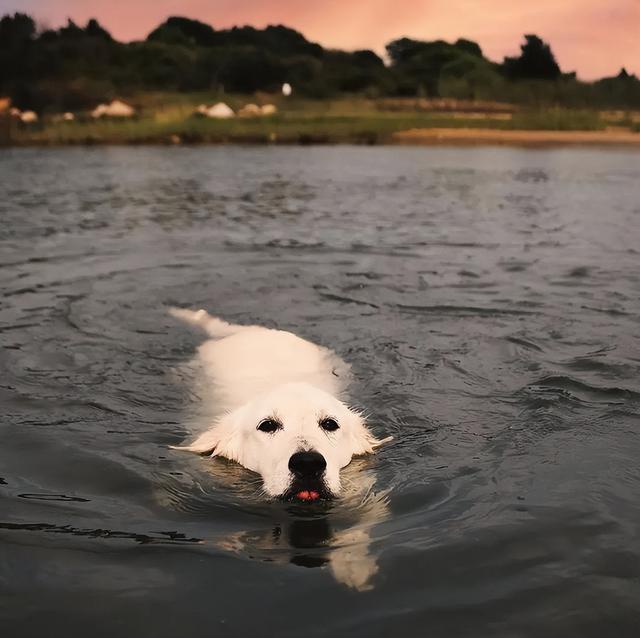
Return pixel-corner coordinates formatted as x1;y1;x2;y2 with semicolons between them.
1;145;639;637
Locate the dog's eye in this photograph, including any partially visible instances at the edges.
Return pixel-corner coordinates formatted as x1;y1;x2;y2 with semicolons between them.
319;417;339;432
257;419;281;433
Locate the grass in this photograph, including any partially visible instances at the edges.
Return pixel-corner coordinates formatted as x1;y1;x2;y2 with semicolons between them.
6;95;633;146
510;109;604;131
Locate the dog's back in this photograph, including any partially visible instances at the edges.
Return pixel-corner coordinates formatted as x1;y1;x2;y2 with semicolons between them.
170;308;348;409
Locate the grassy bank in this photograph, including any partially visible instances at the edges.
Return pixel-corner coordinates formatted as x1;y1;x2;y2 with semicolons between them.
6;96;639;146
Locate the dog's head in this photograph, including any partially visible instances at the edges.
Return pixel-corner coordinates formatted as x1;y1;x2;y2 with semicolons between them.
174;382;389;501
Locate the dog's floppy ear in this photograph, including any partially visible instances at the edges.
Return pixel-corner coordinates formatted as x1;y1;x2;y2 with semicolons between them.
370;435;394;450
170;427;223;456
349;413;393;456
170;411;243;461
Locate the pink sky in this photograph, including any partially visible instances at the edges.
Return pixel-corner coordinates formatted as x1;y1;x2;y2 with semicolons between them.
2;0;639;80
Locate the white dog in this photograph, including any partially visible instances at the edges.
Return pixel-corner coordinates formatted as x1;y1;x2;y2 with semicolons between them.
169;308;391;501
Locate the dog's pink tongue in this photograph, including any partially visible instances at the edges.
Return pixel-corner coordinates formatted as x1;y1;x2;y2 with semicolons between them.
296;490;320;501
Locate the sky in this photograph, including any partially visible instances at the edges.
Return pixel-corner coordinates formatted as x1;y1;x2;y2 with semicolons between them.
1;0;638;80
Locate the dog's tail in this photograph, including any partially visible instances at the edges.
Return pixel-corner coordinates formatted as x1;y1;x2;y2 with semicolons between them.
169;307;244;338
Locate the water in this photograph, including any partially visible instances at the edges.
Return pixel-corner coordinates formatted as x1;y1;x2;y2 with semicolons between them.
1;145;639;637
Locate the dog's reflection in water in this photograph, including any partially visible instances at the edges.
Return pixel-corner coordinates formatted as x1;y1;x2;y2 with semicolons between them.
285;518;332;568
201;458;389;591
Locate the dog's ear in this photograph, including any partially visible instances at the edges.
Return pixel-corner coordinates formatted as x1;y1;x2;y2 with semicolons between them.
349;413;393;456
170;427;222;456
370;435;394;450
170;411;244;461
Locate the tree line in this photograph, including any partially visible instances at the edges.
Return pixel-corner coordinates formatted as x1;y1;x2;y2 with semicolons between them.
1;12;639;111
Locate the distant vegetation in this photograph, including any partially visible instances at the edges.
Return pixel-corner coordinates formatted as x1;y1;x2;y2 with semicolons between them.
1;12;640;113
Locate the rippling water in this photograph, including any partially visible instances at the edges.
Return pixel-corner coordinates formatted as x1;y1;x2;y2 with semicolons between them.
1;146;640;637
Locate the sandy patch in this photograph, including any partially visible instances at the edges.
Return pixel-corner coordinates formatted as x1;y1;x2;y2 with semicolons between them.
393;127;640;146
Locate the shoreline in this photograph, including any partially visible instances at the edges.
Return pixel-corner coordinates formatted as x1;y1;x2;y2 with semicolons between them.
3;127;640;149
3;96;640;149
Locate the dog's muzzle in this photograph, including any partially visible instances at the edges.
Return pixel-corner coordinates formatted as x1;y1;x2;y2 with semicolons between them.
286;451;330;502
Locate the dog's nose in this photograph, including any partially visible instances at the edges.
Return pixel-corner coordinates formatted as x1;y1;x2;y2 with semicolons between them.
288;451;327;478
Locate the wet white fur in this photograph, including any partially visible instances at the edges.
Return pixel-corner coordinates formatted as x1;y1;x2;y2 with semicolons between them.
169;308;391;497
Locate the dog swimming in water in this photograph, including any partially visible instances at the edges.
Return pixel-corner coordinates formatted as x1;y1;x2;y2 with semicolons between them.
169;308;392;502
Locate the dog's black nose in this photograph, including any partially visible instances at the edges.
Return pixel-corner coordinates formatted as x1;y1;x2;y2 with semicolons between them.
288;451;327;478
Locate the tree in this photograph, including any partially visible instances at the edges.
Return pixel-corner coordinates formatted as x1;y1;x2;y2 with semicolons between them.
0;13;37;105
0;12;36;44
85;19;112;41
386;37;493;97
58;19;84;40
147;17;217;46
386;37;428;66
454;38;482;58
503;34;561;80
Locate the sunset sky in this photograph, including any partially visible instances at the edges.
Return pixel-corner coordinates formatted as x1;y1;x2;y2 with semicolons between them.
1;0;638;80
